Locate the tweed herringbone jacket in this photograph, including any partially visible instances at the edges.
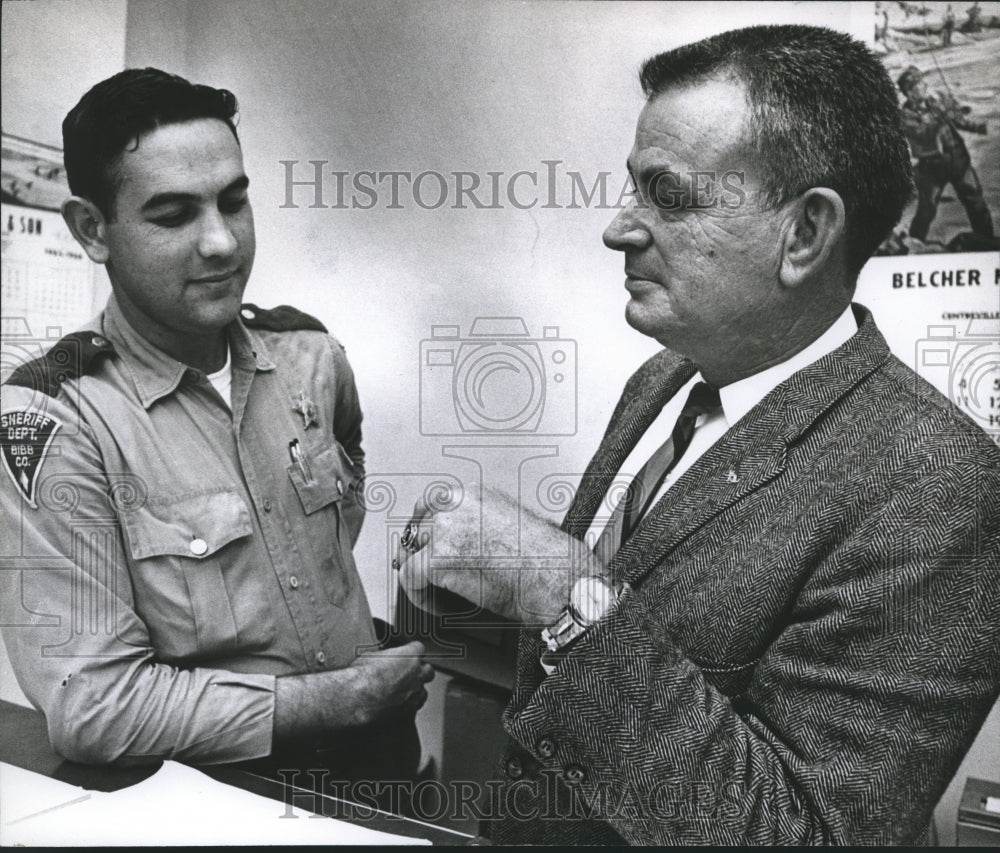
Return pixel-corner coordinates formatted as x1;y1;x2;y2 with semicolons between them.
488;305;1000;845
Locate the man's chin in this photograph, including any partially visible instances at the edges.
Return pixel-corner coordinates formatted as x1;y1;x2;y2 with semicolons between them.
624;301;666;340
185;293;245;333
625;303;689;353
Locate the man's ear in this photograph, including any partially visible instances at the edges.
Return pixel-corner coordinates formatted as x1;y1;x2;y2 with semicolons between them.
779;188;846;289
62;197;111;264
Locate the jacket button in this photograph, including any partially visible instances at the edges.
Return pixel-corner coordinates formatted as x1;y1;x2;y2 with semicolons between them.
563;764;586;785
189;538;208;556
536;736;557;759
505;757;523;779
91;335;108;348
241;308;255;320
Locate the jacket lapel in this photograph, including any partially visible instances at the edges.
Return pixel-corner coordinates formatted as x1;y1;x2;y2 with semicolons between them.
609;399;788;586
562;350;696;538
587;304;891;588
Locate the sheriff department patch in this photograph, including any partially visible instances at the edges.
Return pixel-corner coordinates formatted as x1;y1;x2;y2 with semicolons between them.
1;410;62;508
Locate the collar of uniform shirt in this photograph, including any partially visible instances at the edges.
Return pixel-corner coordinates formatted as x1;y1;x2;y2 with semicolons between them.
584;305;858;550
102;294;274;409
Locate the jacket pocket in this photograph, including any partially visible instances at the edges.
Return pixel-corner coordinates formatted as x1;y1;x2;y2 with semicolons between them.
120;490;276;661
693;657;759;697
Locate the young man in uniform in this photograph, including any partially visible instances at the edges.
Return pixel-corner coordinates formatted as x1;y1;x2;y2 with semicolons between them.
1;69;433;791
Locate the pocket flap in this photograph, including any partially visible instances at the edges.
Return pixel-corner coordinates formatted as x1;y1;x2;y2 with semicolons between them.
122;490;253;560
288;442;354;515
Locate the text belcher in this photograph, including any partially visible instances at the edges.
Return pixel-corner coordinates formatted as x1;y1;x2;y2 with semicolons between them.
892;268;992;289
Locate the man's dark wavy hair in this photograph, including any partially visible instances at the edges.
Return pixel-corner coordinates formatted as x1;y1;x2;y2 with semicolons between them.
640;25;913;277
62;67;240;219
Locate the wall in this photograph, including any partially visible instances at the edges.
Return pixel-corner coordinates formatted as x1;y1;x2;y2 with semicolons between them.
1;0;128;148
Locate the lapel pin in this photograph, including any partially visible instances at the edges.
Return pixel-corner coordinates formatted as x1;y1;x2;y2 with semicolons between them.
293;390;318;429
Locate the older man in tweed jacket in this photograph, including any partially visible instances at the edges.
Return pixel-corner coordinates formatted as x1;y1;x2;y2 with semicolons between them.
396;25;1000;845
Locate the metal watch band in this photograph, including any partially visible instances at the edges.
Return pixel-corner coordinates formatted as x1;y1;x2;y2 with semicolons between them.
541;607;589;652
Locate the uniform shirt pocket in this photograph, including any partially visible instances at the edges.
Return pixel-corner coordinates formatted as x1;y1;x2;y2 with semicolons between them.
120;490;276;661
124;490;252;558
287;440;361;604
286;441;352;514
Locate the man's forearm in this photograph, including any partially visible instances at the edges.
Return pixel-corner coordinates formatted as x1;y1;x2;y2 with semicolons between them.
273;670;369;741
273;642;433;744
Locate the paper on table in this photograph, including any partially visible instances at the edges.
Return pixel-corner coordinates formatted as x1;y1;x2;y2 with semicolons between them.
0;762;90;827
2;760;431;846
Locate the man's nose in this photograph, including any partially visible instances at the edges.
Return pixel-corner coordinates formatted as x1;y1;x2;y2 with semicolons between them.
603;205;650;252
198;210;238;258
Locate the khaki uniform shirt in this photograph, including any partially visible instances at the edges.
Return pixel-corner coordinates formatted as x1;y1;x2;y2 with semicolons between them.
1;296;375;765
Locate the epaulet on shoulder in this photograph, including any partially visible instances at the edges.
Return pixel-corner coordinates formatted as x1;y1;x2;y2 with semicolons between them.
4;331;115;399
239;303;328;334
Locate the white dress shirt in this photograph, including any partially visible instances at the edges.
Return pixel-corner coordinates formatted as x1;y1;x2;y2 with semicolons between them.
586;307;859;551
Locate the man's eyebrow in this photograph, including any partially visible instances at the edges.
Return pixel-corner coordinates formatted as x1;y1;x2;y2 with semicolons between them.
627;159;681;188
141;175;250;211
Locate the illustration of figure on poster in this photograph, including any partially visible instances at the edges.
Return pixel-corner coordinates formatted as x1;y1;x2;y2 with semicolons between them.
872;0;1000;255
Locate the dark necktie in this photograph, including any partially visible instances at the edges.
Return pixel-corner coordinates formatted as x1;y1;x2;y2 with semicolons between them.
596;381;722;560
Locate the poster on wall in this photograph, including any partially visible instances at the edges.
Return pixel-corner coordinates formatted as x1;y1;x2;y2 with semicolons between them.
872;0;1000;255
1;134;69;213
857;252;999;447
859;1;1000;450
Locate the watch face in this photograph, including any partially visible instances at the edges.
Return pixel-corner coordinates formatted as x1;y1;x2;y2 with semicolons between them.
571;576;615;624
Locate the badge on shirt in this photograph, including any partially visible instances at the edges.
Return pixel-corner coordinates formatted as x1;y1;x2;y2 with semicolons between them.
292;390;318;430
1;410;62;509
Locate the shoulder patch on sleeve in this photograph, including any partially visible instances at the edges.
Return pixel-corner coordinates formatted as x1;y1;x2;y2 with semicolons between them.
4;332;115;399
239;303;328;334
1;410;63;508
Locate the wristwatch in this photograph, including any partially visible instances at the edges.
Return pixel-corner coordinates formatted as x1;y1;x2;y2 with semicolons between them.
541;575;623;653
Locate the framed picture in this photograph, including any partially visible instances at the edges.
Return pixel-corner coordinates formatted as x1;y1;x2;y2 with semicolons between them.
873;0;1000;255
1;133;70;213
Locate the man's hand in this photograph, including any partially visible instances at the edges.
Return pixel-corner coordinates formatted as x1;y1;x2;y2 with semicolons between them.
274;641;435;740
394;484;605;625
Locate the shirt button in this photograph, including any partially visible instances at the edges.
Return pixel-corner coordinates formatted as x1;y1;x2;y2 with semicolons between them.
563;764;586;786
241;307;255;320
189;538;208;556
536;736;558;759
262;498;272;512
505;757;523;779
184;368;200;383
289;575;299;589
336;479;344;495
315;650;326;665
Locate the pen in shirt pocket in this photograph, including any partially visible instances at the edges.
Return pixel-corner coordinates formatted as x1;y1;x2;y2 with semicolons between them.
288;438;313;482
